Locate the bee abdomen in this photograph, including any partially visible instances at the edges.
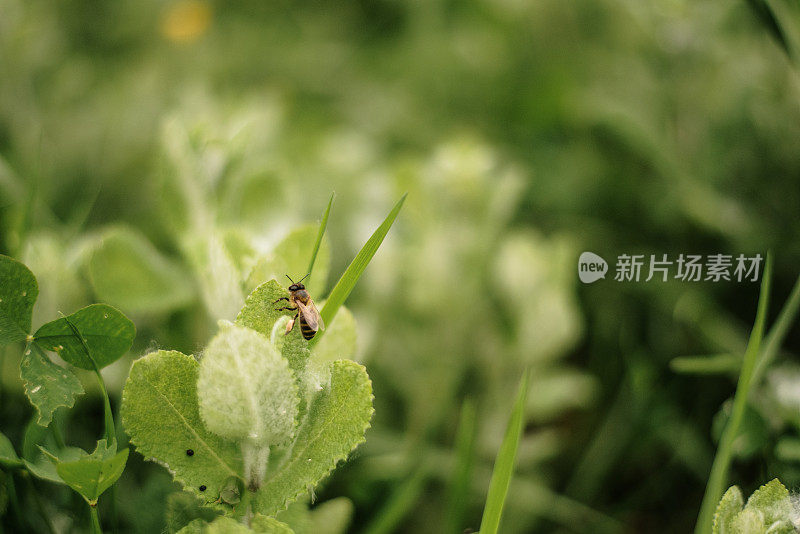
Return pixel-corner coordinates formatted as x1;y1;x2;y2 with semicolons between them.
299;316;316;340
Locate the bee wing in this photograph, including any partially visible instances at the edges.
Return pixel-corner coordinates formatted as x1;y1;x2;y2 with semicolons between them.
297;299;324;331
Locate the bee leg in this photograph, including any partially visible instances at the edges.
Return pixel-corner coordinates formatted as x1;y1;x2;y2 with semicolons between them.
272;297;289;303
275;306;296;312
285;314;298;335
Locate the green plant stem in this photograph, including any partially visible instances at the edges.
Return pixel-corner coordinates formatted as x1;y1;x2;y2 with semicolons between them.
695;253;772;534
307;192;334;285
94;369;116;444
90;504;102;534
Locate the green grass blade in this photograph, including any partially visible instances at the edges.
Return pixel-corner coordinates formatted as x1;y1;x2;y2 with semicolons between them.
695;253;772;534
479;368;530;534
307;192;335;285
318;193;406;330
446;399;477;534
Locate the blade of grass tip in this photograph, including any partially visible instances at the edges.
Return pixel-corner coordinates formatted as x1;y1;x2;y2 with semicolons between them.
479;368;530;534
362;468;426;534
446;399;477;534
306;192;335;285
695;253;772;534
317;192;407;332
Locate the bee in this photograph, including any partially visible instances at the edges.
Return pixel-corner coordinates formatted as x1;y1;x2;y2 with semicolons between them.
273;274;324;340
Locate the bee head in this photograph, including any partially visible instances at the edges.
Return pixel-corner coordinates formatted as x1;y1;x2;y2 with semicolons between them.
286;274;309;292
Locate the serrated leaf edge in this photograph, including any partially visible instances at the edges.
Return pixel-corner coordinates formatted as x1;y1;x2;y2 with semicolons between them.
259;359;374;515
122;351;241;496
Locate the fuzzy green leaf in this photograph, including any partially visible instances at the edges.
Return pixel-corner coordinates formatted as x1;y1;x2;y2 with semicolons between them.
318;193;406;335
479;368;530;534
121;350;243;502
254;360;373;515
744;479;790;522
33;304;135;370
20;343;84;426
53;441;129;505
237;280;312;378
247;225;331;296
197;322;299;446
0;255;38;345
88;226;194;314
0;432;22;469
712;486;743;534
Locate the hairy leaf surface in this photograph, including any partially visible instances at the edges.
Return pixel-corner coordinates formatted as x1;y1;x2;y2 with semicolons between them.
121;350;243;501
254;360;373;515
197;322;298;446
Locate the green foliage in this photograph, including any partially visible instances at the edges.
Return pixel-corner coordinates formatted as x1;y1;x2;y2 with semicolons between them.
50;440;129;505
254;360;373;516
697;256;773;534
87;226;194;314
480;369;530;534
712;479;795;534
33;303;135;370
20;342;84;426
197;322;299;447
0;254;37;345
121;350;243;502
318;193;406;331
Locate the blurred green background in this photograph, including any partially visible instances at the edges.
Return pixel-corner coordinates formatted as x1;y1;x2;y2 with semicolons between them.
2;0;800;532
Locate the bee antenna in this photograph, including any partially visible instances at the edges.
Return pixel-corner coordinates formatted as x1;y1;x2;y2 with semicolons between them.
298;273;310;284
286;274;295;283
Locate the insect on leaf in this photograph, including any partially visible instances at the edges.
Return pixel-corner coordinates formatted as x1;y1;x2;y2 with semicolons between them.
121;350;243;502
0;255;38;345
253;360;373;516
20;342;84;426
34;303;135;370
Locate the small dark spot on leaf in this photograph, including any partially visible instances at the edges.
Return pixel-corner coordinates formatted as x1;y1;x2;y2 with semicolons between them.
199;485;207;492
186;449;194;456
